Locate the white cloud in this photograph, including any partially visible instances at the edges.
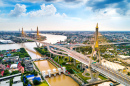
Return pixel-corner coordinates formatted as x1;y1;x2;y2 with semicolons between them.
91;8;123;20
126;10;130;16
9;4;26;17
27;4;66;18
55;13;67;17
0;0;13;7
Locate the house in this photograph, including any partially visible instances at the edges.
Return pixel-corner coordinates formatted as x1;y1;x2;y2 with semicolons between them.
19;57;30;61
13;76;23;86
0;54;3;57
0;64;6;72
10;64;18;69
3;56;19;63
12;82;23;86
32;77;41;82
24;61;34;71
0;80;10;86
13;76;21;83
118;55;130;59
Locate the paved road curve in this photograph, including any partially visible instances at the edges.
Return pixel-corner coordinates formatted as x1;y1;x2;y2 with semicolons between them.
22;37;130;86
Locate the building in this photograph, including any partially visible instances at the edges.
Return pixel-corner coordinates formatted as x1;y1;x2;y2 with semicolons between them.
0;80;10;86
118;55;130;59
3;56;19;63
24;61;34;71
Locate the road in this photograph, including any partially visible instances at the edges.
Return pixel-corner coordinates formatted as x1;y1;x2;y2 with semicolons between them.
21;37;130;86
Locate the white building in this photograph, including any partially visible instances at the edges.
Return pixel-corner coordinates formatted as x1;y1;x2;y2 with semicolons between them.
118;55;130;59
0;80;10;86
13;76;21;83
0;39;14;44
10;64;18;69
12;82;23;86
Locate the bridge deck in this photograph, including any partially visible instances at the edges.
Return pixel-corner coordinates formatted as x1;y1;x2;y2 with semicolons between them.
22;37;130;86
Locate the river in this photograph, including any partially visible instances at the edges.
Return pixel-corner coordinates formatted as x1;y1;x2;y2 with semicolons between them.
0;34;79;86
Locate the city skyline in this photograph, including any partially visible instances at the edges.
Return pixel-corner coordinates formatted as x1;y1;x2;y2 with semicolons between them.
0;0;130;31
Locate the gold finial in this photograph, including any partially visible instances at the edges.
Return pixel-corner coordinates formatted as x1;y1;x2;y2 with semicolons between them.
96;23;98;28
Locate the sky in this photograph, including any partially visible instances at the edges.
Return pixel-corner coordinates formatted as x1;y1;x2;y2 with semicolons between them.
0;0;130;31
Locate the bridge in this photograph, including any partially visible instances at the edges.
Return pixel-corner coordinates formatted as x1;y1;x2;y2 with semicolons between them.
60;42;130;49
30;57;48;61
47;46;68;57
20;25;130;86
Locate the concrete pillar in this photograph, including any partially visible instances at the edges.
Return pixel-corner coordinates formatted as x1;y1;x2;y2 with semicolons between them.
89;67;94;80
42;71;46;78
98;51;101;64
53;69;56;76
95;72;99;78
62;67;66;74
58;56;59;63
73;59;76;66
75;48;76;51
80;62;82;70
89;45;95;67
48;69;51;77
35;42;38;47
69;57;70;61
58;68;61;75
50;53;51;58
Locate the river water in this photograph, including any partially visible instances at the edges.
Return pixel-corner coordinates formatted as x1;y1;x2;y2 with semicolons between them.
34;60;79;86
0;34;79;86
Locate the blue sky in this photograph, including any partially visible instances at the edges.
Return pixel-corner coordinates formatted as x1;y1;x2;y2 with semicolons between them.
0;0;130;31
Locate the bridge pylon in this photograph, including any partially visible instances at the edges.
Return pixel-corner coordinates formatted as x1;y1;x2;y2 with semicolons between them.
37;26;39;36
21;27;24;37
89;23;101;65
21;27;25;47
88;23;101;82
36;26;41;48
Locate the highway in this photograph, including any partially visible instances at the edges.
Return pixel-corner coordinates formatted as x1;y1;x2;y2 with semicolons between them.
47;45;67;57
60;42;130;48
50;47;68;55
21;37;130;86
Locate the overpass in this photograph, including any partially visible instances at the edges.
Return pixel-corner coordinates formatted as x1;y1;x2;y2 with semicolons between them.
20;36;130;86
60;42;130;48
30;57;48;61
20;25;130;86
47;45;68;57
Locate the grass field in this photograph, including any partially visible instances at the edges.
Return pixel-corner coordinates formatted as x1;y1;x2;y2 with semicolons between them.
36;80;49;86
77;73;91;83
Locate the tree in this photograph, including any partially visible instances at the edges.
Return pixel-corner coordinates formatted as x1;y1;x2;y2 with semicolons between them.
83;68;85;71
77;65;80;69
31;70;38;76
21;62;25;67
4;70;10;76
62;62;66;65
65;58;68;61
127;72;130;76
11;70;19;75
10;78;13;86
68;69;74;74
71;58;74;62
59;56;62;59
33;80;41;85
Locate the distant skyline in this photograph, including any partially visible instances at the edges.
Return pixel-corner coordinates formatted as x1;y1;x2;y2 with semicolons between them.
0;0;130;31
